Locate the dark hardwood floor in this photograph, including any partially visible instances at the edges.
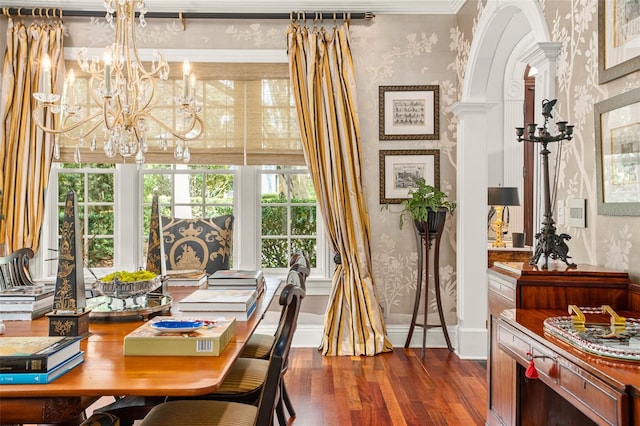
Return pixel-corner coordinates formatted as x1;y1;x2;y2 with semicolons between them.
86;347;487;426
283;347;487;426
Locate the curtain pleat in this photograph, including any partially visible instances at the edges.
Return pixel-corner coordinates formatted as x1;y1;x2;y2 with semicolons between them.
0;18;62;253
287;22;392;356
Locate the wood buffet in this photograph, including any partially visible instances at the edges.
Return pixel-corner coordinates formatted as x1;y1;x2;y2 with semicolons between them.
0;279;280;425
487;262;640;426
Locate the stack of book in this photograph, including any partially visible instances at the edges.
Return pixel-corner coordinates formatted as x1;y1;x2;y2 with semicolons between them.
124;317;236;356
0;336;84;384
165;269;207;287
178;288;258;321
0;285;55;321
208;270;265;296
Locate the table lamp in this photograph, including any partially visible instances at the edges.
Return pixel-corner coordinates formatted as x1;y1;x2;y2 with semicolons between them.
488;187;520;248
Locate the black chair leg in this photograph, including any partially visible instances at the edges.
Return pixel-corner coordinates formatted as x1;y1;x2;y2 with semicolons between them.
281;381;296;417
276;397;287;426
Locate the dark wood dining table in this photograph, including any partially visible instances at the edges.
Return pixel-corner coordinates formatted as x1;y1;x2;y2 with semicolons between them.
0;278;280;425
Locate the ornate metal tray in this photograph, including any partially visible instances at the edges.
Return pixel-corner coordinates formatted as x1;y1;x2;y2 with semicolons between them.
87;293;172;320
543;306;640;362
93;275;162;298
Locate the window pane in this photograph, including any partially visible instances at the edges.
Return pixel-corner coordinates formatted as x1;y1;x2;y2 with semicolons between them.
58;174;85;202
88;237;114;268
88;174;114;202
143;173;173;203
261;238;288;268
205;174;234;204
261;206;287;235
88;206;114;235
291;206;317;236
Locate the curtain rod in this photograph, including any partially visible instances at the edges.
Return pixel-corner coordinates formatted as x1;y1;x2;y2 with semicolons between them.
4;7;375;21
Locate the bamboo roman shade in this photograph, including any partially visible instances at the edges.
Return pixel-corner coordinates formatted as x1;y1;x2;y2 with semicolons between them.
56;62;304;166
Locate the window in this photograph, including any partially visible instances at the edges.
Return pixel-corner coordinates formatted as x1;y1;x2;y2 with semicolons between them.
44;164;325;278
260;167;317;269
54;164;116;269
39;55;328;282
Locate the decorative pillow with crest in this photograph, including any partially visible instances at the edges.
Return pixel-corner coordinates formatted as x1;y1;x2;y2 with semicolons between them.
161;215;234;276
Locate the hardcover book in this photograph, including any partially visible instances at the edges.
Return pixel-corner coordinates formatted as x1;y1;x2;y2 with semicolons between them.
176;299;258;321
179;288;257;312
0;295;54;312
165;270;207;287
208;270;264;285
0;336;82;373
0;304;54;321
124;317;236;356
0;351;84;384
0;285;55;301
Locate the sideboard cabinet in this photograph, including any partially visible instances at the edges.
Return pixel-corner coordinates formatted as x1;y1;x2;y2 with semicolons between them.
486;262;631;426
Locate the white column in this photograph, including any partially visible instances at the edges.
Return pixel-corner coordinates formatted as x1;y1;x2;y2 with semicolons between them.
450;101;495;359
503;79;525;236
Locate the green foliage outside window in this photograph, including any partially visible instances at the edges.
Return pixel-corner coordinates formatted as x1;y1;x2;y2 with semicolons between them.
57;164;318;270
58;164;115;268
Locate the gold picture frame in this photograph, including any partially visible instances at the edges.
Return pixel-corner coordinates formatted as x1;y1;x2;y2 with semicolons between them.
379;149;440;204
594;87;640;215
598;0;640;83
379;85;439;140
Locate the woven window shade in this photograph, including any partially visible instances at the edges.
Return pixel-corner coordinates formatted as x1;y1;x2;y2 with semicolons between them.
56;62;304;166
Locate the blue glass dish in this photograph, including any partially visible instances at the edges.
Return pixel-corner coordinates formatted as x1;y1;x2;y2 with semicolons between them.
151;320;203;333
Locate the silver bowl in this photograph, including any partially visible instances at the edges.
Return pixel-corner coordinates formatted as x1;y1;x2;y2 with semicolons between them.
93;275;162;298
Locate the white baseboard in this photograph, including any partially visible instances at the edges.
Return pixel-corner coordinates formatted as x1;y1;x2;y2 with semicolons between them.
256;323;470;354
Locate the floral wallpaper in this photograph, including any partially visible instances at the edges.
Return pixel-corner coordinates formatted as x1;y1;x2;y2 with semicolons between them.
1;0;638;330
540;0;640;280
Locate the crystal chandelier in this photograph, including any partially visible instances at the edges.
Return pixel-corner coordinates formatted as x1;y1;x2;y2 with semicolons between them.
33;0;203;165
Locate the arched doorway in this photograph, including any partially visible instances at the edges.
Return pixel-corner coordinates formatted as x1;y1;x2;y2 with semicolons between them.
451;0;559;359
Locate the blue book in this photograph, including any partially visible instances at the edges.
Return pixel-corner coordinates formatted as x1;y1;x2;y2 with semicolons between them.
0;336;82;373
0;351;84;384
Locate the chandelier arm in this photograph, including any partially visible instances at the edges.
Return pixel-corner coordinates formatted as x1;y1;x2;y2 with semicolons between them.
102;98;124;132
137;110;203;141
32;105;103;135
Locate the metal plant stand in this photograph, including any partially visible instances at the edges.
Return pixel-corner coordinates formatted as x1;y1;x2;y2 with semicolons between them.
404;213;453;356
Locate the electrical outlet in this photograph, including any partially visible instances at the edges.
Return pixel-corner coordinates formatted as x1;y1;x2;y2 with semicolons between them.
557;199;565;225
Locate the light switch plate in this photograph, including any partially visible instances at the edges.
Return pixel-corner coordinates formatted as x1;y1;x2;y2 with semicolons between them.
567;198;586;228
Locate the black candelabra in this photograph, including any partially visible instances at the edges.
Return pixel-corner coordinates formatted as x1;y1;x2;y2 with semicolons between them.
516;99;577;269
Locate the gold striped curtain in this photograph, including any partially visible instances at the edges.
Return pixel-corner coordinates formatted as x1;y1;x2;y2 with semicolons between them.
287;22;392;356
0;17;63;253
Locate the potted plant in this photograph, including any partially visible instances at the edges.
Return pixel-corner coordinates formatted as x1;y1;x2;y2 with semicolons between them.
400;178;456;233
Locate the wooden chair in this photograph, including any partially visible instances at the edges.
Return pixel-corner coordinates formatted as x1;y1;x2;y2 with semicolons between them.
139;283;305;426
0;247;35;290
239;249;309;425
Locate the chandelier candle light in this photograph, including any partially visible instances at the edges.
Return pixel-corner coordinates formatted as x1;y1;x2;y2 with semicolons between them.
33;0;203;165
516;99;576;269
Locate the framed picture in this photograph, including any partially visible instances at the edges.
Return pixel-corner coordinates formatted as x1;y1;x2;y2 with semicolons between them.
598;0;640;83
594;87;640;215
379;85;439;140
379;149;440;204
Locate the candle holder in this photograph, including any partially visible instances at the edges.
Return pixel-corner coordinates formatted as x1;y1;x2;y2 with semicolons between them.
515;99;576;269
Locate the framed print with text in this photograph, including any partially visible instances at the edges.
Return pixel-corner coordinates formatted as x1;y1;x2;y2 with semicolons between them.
598;0;640;83
379;149;440;204
594;87;640;215
379;85;439;140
